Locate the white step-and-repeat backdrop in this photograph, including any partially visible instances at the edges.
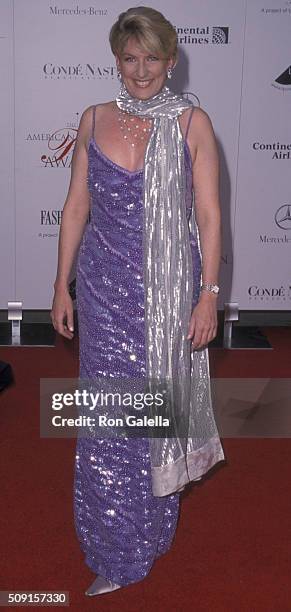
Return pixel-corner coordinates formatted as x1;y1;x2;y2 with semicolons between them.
0;0;290;310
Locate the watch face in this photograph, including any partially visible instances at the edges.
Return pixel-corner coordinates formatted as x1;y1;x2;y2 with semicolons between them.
201;283;219;294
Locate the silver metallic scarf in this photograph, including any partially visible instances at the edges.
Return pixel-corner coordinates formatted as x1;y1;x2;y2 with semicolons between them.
116;83;225;497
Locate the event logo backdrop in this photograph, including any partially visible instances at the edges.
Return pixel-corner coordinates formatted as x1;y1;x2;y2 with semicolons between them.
0;0;290;310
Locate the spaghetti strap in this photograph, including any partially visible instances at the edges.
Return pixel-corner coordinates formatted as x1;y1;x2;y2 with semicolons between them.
91;104;97;139
185;106;195;141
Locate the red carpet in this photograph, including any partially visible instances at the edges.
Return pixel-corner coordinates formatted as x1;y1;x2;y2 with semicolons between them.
1;327;291;611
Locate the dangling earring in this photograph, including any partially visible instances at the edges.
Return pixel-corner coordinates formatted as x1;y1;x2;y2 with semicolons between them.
167;67;173;80
117;69;122;82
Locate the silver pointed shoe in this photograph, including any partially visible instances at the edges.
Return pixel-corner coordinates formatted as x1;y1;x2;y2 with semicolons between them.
85;574;121;596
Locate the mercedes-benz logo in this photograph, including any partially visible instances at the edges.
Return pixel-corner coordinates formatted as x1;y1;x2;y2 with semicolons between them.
275;204;291;230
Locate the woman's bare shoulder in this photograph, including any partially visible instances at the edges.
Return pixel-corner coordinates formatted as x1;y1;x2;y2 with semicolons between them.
181;105;217;166
186;106;217;150
79;101;114;123
182;104;212;129
77;101;116;143
191;106;215;135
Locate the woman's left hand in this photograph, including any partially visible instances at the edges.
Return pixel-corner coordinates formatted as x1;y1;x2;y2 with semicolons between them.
187;292;218;350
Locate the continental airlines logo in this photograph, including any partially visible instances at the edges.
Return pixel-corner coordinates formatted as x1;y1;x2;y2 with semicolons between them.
272;65;291;91
252;140;291;160
175;26;229;45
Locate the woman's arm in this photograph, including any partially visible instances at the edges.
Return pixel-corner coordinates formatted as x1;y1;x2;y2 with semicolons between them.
191;107;221;294
50;106;92;339
54;106;92;289
187;108;221;349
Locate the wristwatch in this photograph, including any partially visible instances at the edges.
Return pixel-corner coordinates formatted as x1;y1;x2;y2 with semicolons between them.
201;282;220;295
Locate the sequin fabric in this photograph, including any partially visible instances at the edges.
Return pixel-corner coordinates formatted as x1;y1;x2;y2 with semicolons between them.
73;115;201;586
115;86;226;497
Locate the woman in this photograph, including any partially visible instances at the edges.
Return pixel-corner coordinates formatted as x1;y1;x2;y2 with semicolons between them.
51;6;225;597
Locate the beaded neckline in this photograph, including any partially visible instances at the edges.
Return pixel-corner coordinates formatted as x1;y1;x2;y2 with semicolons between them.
89;136;192;177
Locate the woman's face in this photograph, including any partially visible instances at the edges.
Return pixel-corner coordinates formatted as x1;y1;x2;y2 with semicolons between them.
116;37;174;100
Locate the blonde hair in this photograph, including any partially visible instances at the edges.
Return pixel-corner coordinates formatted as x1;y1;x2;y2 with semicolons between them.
109;6;178;61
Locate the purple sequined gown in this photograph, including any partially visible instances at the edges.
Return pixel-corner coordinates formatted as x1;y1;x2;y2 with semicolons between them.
74;106;202;587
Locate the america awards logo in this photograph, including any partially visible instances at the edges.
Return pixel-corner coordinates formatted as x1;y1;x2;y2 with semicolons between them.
26;113;79;168
40;125;77;168
174;25;230;45
272;65;291;91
